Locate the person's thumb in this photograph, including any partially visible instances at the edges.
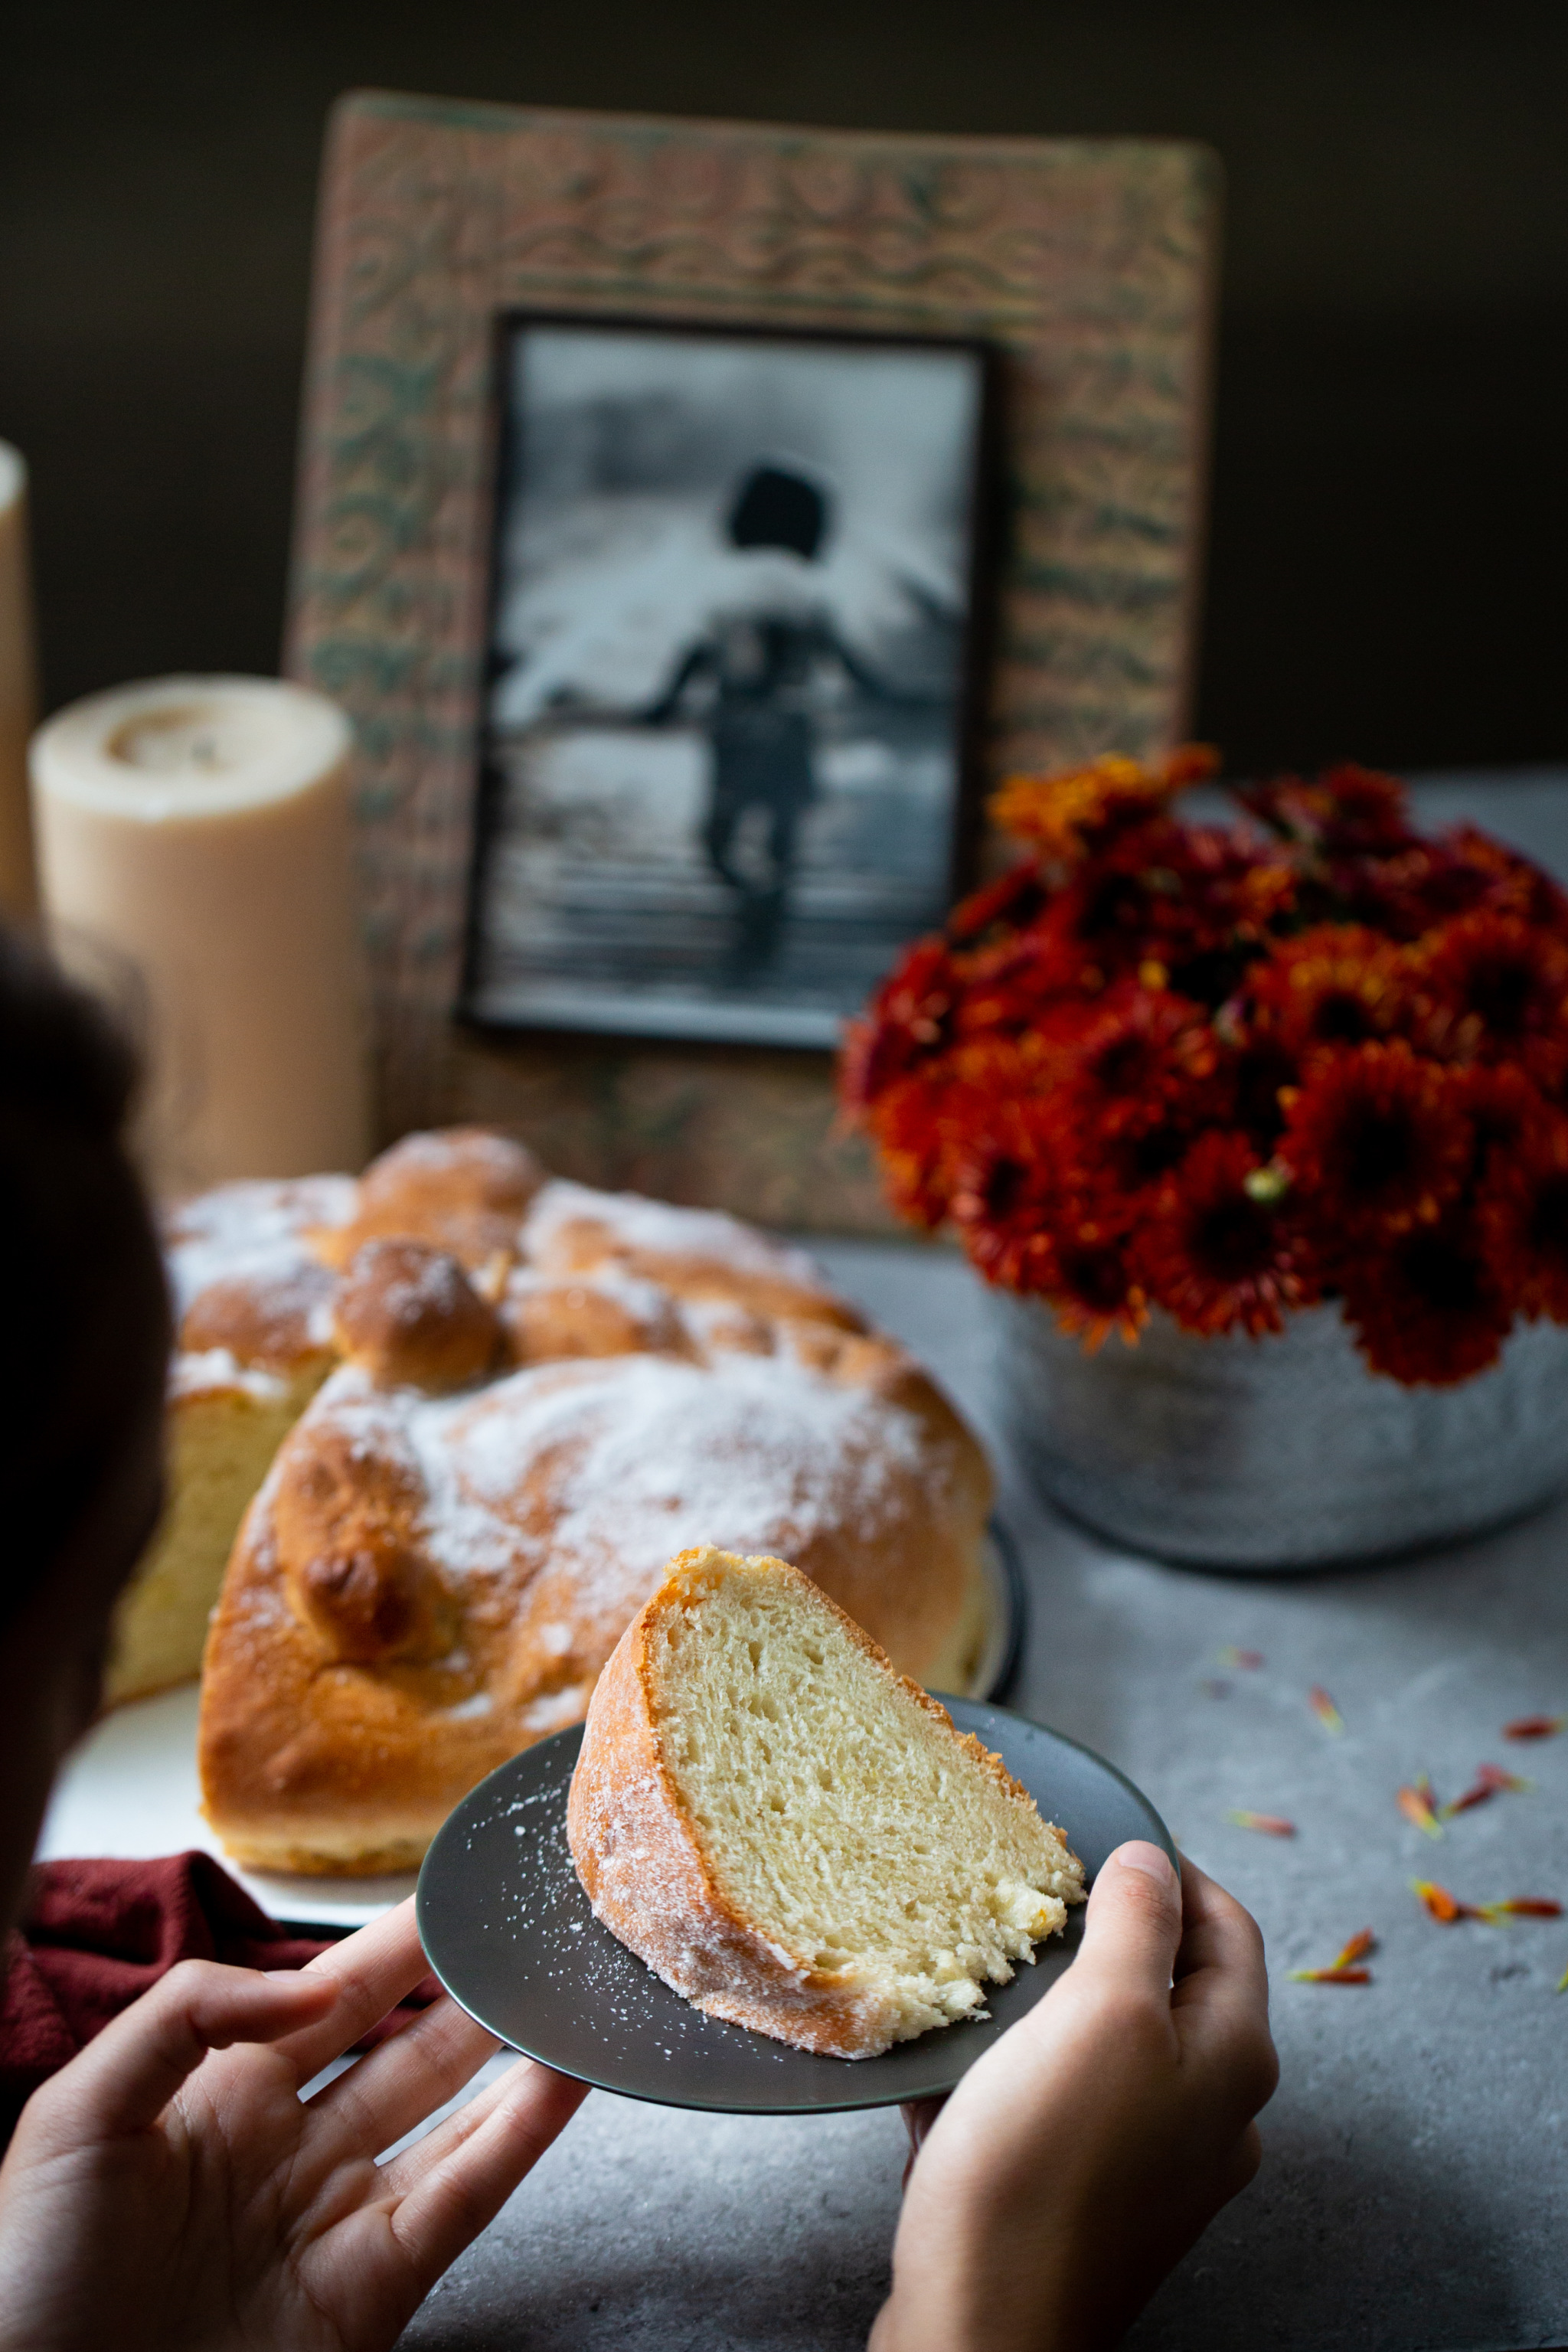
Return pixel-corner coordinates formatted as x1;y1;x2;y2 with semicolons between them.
1071;1841;1184;2001
21;1959;337;2145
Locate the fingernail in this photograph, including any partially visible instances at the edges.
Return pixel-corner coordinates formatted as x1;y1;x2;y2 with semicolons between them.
1109;1841;1177;1886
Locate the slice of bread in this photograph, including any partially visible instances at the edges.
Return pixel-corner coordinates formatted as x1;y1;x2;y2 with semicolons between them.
567;1547;1084;2058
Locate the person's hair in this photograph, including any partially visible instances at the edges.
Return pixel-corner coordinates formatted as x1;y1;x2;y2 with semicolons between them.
0;929;169;1615
726;464;830;561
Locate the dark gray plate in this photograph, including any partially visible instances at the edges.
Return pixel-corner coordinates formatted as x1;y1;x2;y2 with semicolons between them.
416;1698;1174;2115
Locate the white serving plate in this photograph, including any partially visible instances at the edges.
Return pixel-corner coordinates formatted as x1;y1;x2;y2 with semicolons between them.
38;1529;1022;1931
38;1686;417;1929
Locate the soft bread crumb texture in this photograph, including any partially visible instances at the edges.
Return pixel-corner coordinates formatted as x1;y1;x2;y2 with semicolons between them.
570;1548;1083;2058
104;1373;318;1706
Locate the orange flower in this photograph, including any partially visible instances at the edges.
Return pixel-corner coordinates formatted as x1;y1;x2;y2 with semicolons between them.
855;1072;957;1230
1280;1042;1472;1246
989;744;1218;864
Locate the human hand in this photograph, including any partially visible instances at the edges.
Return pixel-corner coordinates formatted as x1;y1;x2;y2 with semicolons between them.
0;1896;586;2352
871;1844;1277;2352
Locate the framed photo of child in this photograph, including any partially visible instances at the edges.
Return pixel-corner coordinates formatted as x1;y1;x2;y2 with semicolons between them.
462;315;995;1047
287;96;1217;1225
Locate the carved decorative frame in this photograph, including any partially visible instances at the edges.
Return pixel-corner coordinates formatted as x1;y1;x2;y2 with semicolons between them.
286;93;1220;1229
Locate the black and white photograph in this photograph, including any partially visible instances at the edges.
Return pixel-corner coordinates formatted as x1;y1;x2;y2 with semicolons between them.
462;315;992;1046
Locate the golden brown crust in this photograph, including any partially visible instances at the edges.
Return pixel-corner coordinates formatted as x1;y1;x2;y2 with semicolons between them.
525;1188;866;1334
191;1142;994;1873
567;1549;1031;2056
333;1238;503;1392
178;1263;339;1375
323;1127;544;1272
198;1472;525;1874
501;1279;685;1365
199;1331;991;1874
567;1553;884;2056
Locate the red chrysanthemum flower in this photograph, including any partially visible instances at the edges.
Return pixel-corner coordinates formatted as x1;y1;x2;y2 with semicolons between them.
945;858;1051;949
839;936;958;1109
1450;1062;1545;1176
947;936;1092;1041
1239;764;1416;858
1137;1131;1318;1337
1333;841;1493;942
1312;763;1421;854
1217;1026;1302;1150
1341;1222;1515;1386
1049;1217;1148;1352
1412;910;1568;1082
1066;816;1294;1003
854;1071;956;1228
1441;825;1568;936
1279;1041;1472;1243
1477;1102;1568;1323
1065;983;1220;1136
843;750;1568;1386
1243;924;1411;1060
946;1094;1148;1345
868;1034;1063;1229
949;1106;1066;1296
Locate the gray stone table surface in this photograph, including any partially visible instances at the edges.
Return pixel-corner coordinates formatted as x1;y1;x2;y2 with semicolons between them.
399;1237;1568;2352
399;772;1568;2351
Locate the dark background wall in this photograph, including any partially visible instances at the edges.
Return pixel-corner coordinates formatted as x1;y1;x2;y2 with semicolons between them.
3;0;1566;775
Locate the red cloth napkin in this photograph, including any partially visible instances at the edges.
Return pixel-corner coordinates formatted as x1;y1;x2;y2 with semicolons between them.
0;1852;433;2142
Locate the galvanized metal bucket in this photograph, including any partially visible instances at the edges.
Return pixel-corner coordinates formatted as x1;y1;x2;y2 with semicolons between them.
990;1292;1568;1570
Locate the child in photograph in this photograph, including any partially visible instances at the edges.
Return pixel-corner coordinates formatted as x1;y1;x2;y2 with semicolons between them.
0;933;1276;2352
643;462;899;926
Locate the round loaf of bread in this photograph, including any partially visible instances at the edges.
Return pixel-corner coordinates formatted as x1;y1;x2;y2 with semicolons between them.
198;1201;992;1875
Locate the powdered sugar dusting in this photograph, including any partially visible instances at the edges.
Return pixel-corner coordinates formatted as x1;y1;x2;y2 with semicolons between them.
371;1247;476;1330
168;1348;289;1405
523;1181;826;1289
503;1261;675;1325
165;1175;355;1317
292;1347;944;1623
424;1351;930;1602
378;1129;526;1180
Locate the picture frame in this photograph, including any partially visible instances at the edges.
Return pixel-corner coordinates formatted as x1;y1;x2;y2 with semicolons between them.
286;95;1219;1229
462;308;1000;1050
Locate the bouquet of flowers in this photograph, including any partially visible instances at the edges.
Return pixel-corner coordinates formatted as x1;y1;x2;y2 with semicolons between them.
841;750;1568;1385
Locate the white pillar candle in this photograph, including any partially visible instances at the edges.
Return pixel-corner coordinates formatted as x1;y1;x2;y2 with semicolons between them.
0;443;39;918
31;675;371;1195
